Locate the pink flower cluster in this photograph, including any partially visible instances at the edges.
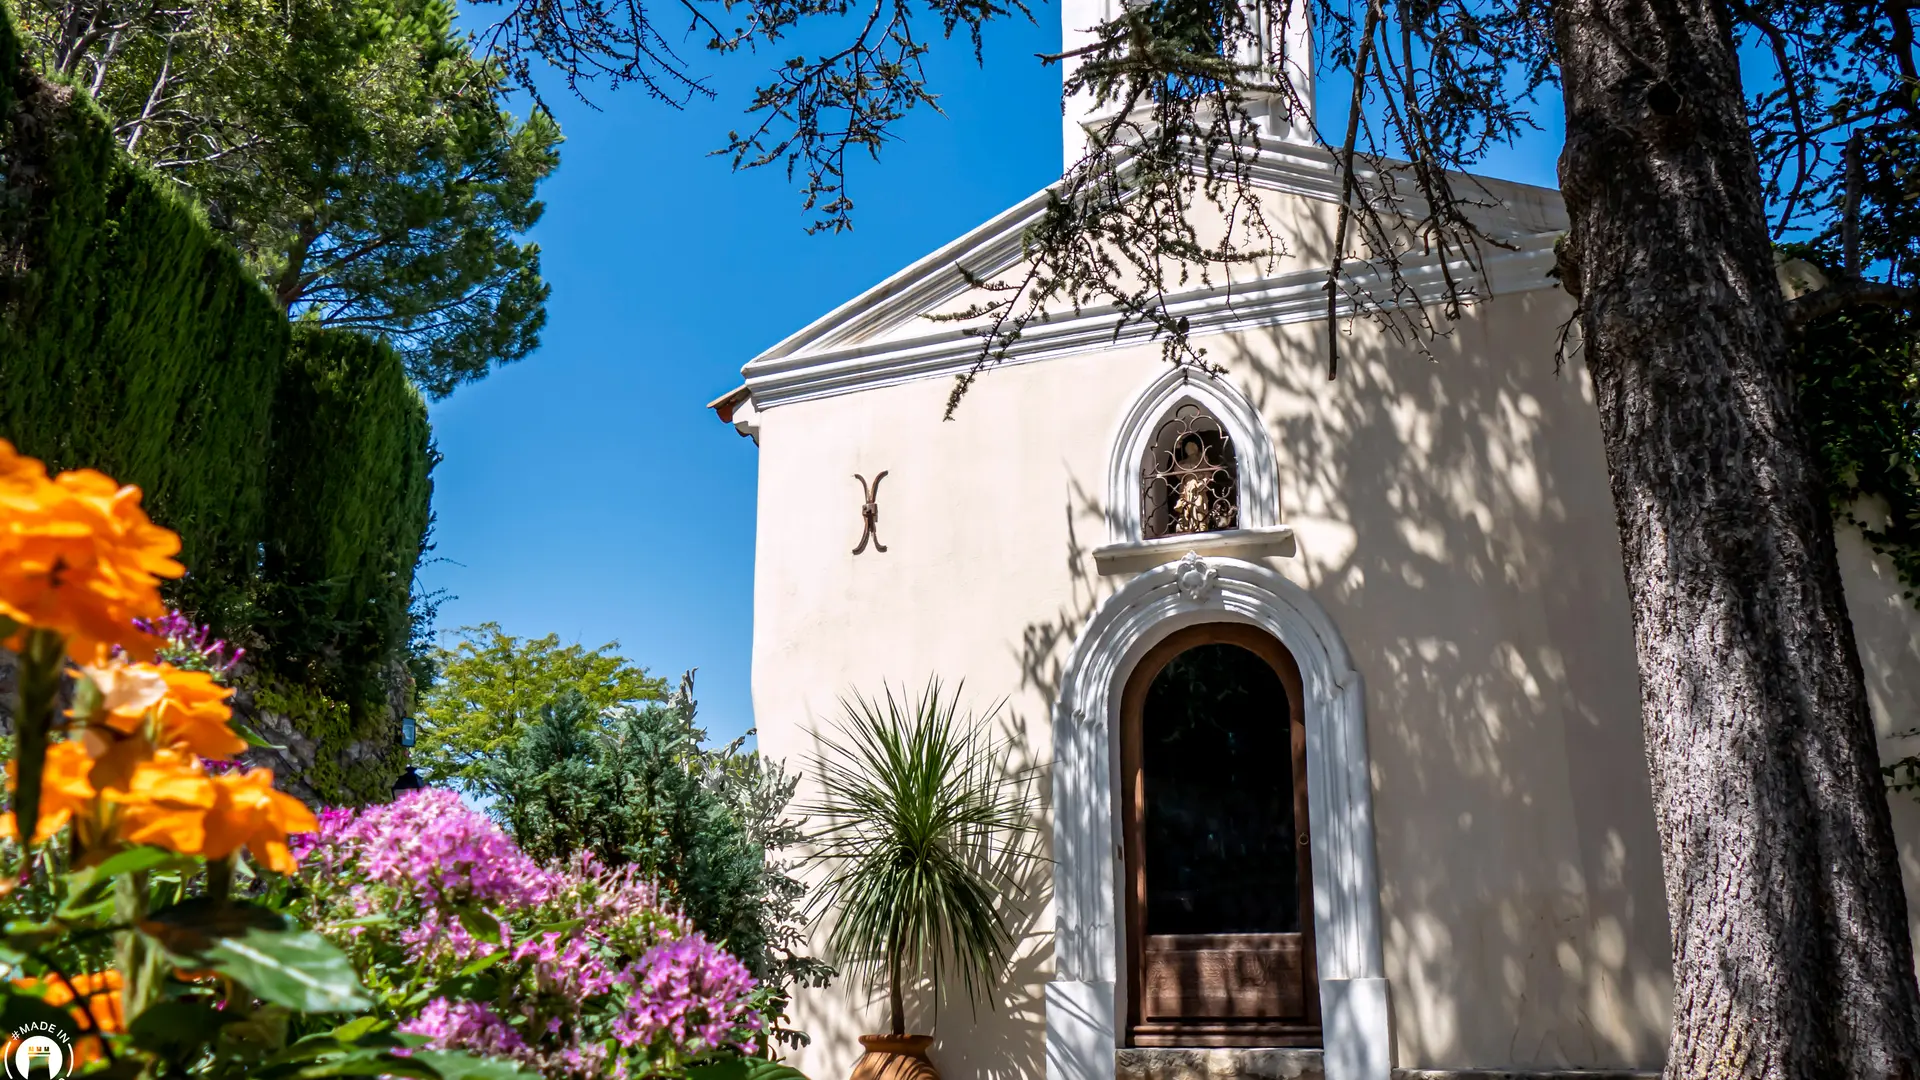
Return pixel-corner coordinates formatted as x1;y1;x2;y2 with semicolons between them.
615;934;762;1053
303;790;761;1078
400;998;528;1059
314;789;556;910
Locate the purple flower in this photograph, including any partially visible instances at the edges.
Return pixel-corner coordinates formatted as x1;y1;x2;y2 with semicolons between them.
130;609;246;676
399;998;528;1059
614;933;760;1053
308;789;557;911
303;794;768;1076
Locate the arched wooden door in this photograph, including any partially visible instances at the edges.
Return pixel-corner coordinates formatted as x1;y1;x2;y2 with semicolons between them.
1121;622;1320;1047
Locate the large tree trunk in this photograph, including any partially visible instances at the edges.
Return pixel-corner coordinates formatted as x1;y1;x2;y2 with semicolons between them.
1552;0;1920;1074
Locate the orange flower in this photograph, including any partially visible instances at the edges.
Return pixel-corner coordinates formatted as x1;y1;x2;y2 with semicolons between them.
21;969;125;1035
0;742;98;844
152;666;244;759
203;768;318;874
97;749;217;855
81;660;244;759
0;440;181;661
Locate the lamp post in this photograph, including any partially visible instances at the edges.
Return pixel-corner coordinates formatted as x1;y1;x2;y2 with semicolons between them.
393;716;424;793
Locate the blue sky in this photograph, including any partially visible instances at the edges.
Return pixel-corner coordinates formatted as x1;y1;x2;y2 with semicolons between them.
421;9;1564;747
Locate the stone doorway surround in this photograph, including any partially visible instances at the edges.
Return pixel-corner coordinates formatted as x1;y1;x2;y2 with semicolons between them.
1046;556;1392;1080
1116;1049;1660;1080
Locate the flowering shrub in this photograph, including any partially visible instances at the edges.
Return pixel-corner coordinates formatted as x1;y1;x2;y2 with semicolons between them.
0;440;800;1080
297;790;767;1077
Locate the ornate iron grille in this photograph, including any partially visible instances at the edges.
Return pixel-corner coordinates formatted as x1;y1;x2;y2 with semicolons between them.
1141;403;1238;539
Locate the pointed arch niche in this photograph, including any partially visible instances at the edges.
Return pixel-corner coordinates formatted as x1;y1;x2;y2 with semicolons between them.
1045;558;1391;1080
1096;367;1297;574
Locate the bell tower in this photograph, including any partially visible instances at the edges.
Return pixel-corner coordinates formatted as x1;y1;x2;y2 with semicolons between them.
1057;0;1315;169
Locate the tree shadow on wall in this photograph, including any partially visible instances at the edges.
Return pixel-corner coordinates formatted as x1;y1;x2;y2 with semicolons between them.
1013;293;1675;1070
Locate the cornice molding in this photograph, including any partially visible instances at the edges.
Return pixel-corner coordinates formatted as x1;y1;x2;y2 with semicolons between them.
744;233;1561;409
736;139;1567;412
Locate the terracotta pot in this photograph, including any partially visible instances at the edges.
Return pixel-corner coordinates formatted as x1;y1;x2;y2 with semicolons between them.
848;1034;939;1080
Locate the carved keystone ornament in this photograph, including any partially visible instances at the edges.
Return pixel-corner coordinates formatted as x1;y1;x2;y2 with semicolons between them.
1175;551;1218;601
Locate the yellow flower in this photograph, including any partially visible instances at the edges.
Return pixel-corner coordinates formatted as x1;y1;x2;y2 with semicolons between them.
203;768;318;874
0;742;98;844
0;441;182;661
82;660;244;759
97;749;217;855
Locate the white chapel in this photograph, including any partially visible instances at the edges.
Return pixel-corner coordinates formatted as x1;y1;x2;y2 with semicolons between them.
707;4;1920;1076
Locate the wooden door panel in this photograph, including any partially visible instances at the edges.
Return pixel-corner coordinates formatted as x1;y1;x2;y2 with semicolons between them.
1121;623;1321;1048
1140;933;1307;1020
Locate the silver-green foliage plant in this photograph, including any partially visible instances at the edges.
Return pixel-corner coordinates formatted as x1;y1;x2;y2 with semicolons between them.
802;681;1038;1038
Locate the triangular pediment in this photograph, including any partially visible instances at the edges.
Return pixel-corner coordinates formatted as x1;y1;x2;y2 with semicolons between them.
739;138;1567;410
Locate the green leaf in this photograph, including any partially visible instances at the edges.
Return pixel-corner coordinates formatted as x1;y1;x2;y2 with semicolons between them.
129;1000;228;1062
88;846;180;880
238;722;289;750
458;950;506;977
329;1015;390;1042
688;1057;811;1080
203;927;374;1013
453;906;503;945
143;899;373;1013
408;1050;540;1080
330;913;396;930
62;847;180;913
253;1046;441;1079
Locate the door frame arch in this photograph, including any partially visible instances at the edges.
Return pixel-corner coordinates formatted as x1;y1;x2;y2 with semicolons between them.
1045;555;1389;1080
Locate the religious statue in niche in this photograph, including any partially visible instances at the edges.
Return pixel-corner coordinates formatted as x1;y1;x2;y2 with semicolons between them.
1172;435;1216;535
1141;403;1239;540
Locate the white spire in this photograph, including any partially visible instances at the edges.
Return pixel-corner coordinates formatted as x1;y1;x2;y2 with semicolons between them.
1058;0;1316;170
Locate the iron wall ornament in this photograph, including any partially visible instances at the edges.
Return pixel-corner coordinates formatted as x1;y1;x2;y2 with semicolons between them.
1140;403;1239;539
852;471;889;554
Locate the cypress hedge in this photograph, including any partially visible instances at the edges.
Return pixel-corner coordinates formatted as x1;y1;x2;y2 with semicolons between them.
1;2;433;802
0;6;286;622
255;328;434;800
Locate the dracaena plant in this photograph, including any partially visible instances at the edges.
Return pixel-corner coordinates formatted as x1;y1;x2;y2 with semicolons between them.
801;681;1038;1037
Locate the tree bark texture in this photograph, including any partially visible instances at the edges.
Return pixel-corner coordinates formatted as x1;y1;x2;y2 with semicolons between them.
1553;0;1920;1075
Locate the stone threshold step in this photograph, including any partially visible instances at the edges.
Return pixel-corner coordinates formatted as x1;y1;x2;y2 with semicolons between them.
1117;1049;1658;1080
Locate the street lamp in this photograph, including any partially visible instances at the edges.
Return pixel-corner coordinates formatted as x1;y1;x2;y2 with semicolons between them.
393;716;423;793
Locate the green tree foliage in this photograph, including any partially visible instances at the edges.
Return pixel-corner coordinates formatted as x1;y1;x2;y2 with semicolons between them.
262;328;436;681
1796;305;1920;602
484;678;833;1048
13;0;560;396
415;623;668;793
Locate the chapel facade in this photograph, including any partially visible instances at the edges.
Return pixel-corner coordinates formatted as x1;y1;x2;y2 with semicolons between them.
707;11;1920;1078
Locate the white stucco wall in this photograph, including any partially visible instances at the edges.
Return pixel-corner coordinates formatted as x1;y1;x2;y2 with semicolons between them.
736;199;1920;1080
